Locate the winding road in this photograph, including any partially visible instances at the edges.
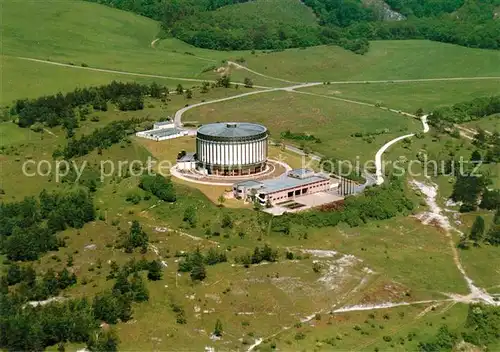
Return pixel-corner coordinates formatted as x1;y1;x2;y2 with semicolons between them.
375;115;429;185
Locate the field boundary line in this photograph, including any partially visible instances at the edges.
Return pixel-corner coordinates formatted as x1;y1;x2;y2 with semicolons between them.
13;56;273;89
228;60;299;84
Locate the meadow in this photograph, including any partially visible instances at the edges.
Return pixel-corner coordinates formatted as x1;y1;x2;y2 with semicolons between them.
183;90;421;161
243;40;500;83
301;80;500;114
1;0;500;350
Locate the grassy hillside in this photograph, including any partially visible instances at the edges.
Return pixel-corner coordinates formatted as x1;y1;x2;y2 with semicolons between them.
302;80;500;113
244;40;500;82
183;90;421;161
0;0;226;77
172;0;322;51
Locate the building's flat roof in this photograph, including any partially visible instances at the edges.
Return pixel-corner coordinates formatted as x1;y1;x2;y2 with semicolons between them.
235;174;329;194
197;122;266;138
288;168;313;178
234;180;262;188
178;152;196;162
146;128;182;137
259;175;328;194
154;120;172;126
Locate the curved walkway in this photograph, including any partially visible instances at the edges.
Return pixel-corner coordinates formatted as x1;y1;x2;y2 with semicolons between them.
374;115;429;185
174;82;322;127
170;159;292;186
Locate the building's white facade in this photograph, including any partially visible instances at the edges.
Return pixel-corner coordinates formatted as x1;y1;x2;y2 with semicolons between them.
195;122;268;176
135;120;188;141
196;137;267;167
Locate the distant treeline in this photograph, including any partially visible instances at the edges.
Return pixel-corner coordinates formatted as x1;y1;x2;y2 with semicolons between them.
86;0;500;54
430;95;500;129
54;118;147;159
10;81;168;134
281;130;321;143
0;188;95;261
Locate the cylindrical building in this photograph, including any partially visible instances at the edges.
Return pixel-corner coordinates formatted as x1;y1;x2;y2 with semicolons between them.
196;122;268;176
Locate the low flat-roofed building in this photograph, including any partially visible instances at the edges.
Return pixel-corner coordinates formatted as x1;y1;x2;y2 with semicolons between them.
136;127;188;141
177;152;197;171
233;169;331;205
153;120;174;130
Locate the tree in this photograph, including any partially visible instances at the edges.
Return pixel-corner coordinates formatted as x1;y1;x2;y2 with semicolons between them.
183;206;197;227
415;108;424;117
125;221;148;252
214;319;223;337
243;77;253;88
130;273;149;302
221;213;232;228
479;190;500;210
253;198;263;211
58;268;77;289
485;225;500;246
190;262;206;282
147;260;163;281
201;81;210;93
216;75;231;88
176;84;184;95
469;216;485;244
217;193;226;207
6;263;23;285
494;208;500;225
471;150;482;162
87;329;119;352
457;235;470;250
93;292;123;324
185;89;193;99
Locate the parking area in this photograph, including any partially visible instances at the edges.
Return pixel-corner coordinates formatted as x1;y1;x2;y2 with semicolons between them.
263;191;344;215
294;191;343;207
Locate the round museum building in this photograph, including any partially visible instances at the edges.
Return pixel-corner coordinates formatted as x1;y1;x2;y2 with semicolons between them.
196;122;268;176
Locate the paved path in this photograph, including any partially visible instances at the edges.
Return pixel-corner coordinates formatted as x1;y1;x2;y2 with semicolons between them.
174;82;322;128
170;158;291;186
374;115;429;185
14;56;271;89
228;60;298;84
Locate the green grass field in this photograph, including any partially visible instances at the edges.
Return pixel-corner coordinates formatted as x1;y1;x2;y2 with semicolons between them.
2;0;500;350
183;90;421;161
243;40;500;82
301;80;500;114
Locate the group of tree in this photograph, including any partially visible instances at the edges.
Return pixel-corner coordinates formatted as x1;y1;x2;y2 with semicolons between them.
451;173;498;213
281;130;321;143
0;294;110;352
0;258;160;351
139;174;177;202
123;221;149;253
107;257;164;282
460;209;500;248
86;0;500;54
235;244;279;266
418;303;500;351
10;81;168;132
0;188;95;261
275;176;413;229
429;96;500;132
177;247;227;281
54;118;146;159
2;264;77;301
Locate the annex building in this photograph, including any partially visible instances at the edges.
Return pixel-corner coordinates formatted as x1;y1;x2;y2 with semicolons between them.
233;168;331;205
